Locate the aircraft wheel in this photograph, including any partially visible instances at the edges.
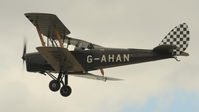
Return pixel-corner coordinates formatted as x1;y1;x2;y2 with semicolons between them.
60;85;72;97
49;80;60;92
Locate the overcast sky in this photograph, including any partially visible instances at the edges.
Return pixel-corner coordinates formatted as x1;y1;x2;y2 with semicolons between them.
0;0;199;112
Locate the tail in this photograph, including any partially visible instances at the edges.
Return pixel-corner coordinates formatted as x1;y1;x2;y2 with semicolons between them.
153;23;190;56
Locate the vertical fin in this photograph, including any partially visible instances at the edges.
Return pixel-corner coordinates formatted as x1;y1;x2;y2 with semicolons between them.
159;23;190;56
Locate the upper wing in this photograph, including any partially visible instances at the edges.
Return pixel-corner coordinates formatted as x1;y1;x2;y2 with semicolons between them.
36;47;85;72
25;13;104;49
25;13;70;39
72;73;123;81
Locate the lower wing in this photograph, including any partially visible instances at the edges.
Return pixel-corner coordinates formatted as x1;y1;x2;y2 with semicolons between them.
72;73;123;81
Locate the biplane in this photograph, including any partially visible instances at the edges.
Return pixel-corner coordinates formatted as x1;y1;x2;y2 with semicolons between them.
22;13;190;97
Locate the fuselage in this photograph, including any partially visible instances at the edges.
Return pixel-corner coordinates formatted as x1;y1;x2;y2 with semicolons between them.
72;48;172;71
25;48;172;73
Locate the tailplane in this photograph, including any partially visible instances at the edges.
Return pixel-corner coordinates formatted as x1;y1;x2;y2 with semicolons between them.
154;23;190;56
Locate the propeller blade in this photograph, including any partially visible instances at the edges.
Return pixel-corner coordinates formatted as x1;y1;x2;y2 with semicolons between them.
22;38;27;69
22;38;27;61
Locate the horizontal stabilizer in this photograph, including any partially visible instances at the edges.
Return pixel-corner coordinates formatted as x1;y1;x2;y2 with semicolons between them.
72;73;123;81
179;52;189;56
153;45;176;55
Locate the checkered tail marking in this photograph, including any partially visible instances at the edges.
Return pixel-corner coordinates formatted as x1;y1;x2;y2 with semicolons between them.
159;23;190;55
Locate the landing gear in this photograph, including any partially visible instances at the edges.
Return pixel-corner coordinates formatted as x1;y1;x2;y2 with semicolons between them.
59;74;72;97
46;71;72;97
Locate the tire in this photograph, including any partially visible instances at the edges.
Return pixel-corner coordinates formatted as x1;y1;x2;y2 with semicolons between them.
60;85;72;97
49;80;60;92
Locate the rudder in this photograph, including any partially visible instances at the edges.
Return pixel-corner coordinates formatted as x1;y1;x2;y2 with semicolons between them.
159;23;190;56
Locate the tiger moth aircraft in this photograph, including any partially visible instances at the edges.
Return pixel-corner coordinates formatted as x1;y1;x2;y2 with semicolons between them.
22;13;190;97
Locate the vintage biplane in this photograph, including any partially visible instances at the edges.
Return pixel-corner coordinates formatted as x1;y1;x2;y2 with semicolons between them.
22;13;190;97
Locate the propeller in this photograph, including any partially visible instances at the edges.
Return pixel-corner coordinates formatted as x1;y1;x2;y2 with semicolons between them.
22;38;27;66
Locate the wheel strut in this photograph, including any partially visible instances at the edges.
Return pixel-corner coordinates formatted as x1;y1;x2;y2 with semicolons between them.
65;74;68;85
57;71;63;82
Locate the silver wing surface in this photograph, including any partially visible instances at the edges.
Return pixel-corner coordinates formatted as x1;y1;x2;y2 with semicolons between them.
37;47;85;72
73;73;123;81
